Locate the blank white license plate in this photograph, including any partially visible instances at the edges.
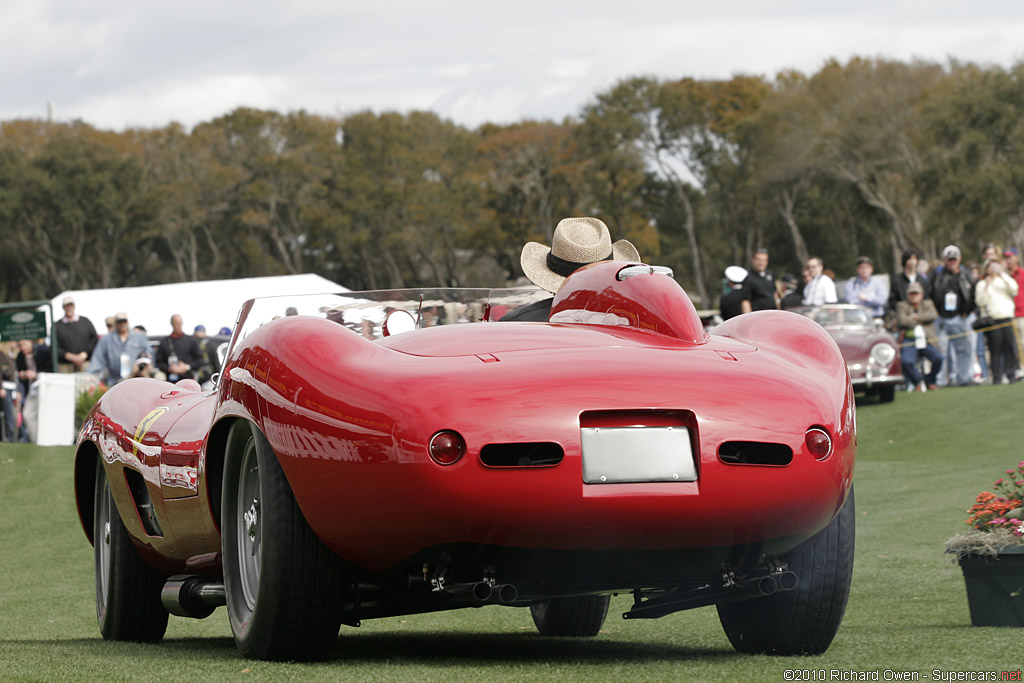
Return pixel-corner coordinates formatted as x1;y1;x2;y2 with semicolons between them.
580;426;697;484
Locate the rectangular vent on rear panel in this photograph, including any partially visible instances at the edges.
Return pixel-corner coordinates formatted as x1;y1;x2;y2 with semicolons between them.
718;441;793;466
480;443;564;467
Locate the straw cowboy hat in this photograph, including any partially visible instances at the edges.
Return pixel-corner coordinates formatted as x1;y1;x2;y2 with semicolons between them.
521;217;641;293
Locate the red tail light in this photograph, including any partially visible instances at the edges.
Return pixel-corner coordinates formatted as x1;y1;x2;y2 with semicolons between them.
429;431;466;465
805;427;832;459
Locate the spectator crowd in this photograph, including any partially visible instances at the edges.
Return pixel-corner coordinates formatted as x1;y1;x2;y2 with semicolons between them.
4;236;1024;443
1;299;225;443
718;244;1024;391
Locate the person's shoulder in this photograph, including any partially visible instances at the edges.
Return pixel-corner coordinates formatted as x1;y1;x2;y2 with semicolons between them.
500;298;553;322
720;288;743;302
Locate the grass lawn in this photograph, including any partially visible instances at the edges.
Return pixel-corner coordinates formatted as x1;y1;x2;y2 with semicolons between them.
2;385;1023;680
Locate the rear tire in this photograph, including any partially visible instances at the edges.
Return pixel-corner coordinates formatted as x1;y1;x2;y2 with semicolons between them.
94;457;168;642
221;421;349;661
530;595;610;637
717;489;855;655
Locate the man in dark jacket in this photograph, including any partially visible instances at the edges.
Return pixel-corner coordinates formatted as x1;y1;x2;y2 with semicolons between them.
779;273;804;309
931;245;975;386
719;266;751;320
888;248;932;316
742;248;776;311
54;296;98;373
155;314;203;382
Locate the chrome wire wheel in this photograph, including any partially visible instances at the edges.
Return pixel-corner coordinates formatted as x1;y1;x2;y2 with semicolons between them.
236;438;261;610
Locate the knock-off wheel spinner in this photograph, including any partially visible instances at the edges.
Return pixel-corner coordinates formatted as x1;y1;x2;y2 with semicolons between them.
244;500;260;551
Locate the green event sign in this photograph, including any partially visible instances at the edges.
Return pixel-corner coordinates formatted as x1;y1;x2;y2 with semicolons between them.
0;310;48;341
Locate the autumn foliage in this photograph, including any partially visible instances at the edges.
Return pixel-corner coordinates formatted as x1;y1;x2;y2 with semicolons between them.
3;57;1024;307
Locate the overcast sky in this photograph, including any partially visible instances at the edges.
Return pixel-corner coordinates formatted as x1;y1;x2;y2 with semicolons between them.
2;1;1023;132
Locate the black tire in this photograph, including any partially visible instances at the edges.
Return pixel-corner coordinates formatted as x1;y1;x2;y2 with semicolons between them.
878;385;896;403
530;595;610;637
717;489;855;655
221;421;349;661
94;457;169;642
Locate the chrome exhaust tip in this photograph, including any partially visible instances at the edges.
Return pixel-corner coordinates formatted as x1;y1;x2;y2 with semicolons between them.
161;575;225;619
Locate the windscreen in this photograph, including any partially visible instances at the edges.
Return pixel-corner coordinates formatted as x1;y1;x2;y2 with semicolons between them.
229;287;552;348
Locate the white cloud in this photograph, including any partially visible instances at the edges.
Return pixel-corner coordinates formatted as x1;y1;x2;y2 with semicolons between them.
547;59;591;79
446;88;527;127
436;64;474;78
61;75;288;130
2;1;1024;131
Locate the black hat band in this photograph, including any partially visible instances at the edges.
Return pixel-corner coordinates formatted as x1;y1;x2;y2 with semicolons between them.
547;251;612;278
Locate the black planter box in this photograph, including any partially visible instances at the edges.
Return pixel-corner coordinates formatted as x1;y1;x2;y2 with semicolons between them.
960;546;1024;627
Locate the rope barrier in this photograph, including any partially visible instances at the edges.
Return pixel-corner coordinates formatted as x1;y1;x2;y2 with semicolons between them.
896;318;1016;348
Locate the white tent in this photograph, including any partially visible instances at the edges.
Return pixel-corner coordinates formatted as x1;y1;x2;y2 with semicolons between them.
51;274;348;338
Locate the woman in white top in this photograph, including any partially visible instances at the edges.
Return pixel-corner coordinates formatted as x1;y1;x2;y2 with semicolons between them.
975;259;1020;384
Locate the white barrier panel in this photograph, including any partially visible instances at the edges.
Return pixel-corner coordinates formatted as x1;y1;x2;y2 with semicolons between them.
35;373;76;446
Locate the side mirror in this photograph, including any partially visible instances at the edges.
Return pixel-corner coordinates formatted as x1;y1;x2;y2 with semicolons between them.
382;310;417;337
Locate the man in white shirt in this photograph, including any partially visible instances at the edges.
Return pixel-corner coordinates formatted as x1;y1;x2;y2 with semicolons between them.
802;257;838;306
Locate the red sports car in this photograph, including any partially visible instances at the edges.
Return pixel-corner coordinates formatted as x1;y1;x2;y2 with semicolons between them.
75;261;856;661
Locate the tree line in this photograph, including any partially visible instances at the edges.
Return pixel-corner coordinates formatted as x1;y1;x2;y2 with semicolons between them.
2;56;1023;306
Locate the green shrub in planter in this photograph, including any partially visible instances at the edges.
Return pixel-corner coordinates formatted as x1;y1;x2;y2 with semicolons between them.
75;384;108;432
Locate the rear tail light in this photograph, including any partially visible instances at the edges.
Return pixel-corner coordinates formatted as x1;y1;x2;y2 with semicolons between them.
429;431;466;465
805;427;832;459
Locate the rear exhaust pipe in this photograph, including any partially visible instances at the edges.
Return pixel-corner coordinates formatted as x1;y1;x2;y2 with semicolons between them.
756;575;778;596
442;581;492;603
494;584;518;604
161;575;226;618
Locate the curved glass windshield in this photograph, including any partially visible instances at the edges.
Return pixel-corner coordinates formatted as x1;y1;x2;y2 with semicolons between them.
229;287;551;347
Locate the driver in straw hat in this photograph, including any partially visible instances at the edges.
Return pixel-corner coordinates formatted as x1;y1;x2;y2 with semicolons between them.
500;216;641;321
